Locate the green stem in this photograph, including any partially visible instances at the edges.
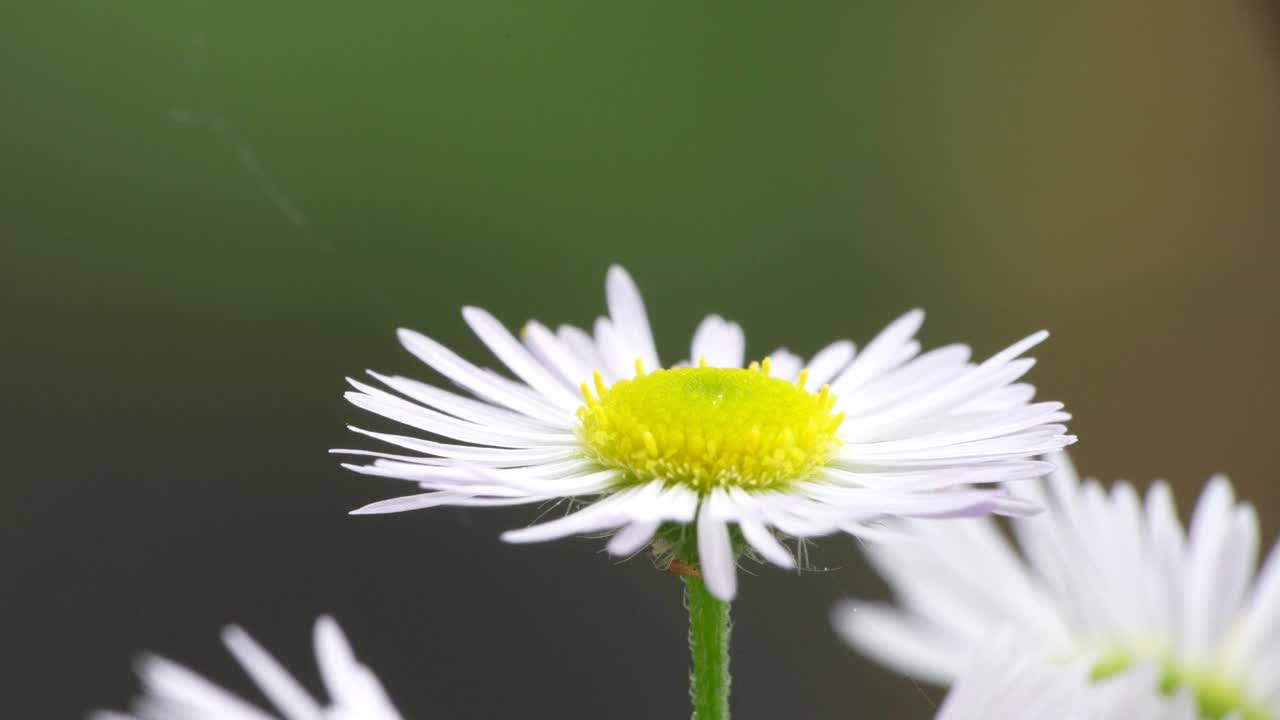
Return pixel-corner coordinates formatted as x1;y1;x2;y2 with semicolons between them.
685;576;731;720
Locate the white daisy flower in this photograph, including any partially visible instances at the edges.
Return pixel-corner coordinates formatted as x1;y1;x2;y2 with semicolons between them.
337;265;1074;600
936;642;1200;720
93;616;403;720
835;453;1278;720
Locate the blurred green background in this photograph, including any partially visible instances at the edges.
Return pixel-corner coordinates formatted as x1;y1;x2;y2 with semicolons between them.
4;1;1278;718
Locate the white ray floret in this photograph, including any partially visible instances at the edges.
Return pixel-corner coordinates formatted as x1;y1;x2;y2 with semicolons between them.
836;452;1277;720
935;639;1200;720
93;616;403;720
337;265;1074;600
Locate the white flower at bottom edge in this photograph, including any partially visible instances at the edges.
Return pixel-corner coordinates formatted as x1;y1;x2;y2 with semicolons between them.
336;265;1074;601
936;641;1202;720
92;616;403;720
835;452;1278;720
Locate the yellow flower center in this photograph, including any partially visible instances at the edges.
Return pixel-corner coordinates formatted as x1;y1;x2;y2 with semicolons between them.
577;358;844;493
1093;650;1271;720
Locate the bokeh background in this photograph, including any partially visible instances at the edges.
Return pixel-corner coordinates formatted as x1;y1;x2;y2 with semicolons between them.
4;1;1278;718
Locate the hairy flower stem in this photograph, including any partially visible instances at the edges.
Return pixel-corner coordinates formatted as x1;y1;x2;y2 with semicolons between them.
685;576;731;720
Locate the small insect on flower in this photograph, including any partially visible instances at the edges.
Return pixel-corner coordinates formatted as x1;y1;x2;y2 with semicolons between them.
336;265;1074;600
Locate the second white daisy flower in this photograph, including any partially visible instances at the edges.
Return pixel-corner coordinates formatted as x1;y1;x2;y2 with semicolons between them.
338;266;1073;600
836;453;1277;720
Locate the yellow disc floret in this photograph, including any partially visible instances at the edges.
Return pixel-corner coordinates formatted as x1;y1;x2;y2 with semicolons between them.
578;358;844;493
1093;651;1271;720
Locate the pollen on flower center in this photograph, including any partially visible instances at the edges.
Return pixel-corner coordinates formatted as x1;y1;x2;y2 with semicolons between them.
577;358;844;493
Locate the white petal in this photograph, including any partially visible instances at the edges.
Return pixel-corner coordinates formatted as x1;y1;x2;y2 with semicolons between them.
313;617;402;719
605;265;661;371
829;309;925;393
839;343;972;416
803;339;855;390
766;349;804;382
522;321;594;388
136;654;277;719
697;495;738;601
366;371;560;431
222;625;323;720
738;517;795;569
822;460;1055;491
839;402;1066;454
341;427;578;464
344;381;575;447
1230;536;1280;676
351;492;539;515
831;601;965;683
606;520;662;556
501;490;637;544
1144;480;1188;611
690;315;745;368
1210;502;1259;657
1180;477;1236;657
842;357;1041;440
955;381;1036;412
557;324;607;377
462;306;583;410
476;467;620;496
593;317;638;381
396;329;567;425
314;616;358;704
841;428;1073;464
719;488;796;569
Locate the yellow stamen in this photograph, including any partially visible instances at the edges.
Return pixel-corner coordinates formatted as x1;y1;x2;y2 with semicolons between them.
577;361;844;492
